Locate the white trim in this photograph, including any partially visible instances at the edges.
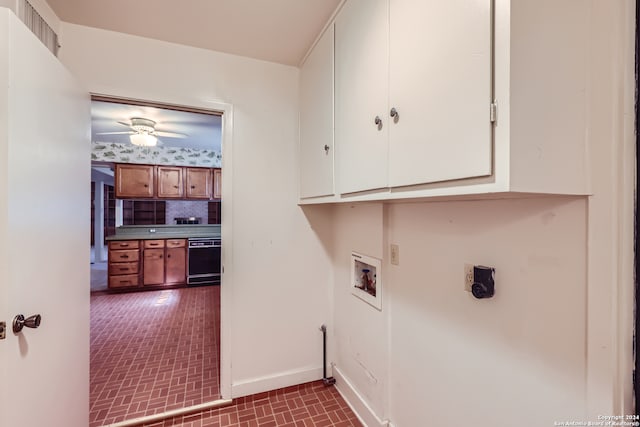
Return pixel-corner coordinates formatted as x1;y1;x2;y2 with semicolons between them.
103;399;233;427
613;0;636;413
298;0;346;67
584;0;636;417
218;101;233;400
88;94;235;402
231;367;323;398
333;366;389;427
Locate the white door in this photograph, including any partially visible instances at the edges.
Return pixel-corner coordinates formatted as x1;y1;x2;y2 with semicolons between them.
334;0;389;194
0;9;91;427
388;0;493;187
299;24;335;199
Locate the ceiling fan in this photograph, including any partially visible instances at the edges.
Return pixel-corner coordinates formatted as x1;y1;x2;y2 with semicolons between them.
96;117;188;146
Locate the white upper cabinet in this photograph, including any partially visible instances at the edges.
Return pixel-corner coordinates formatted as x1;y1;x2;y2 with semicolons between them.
299;24;335;199
299;0;590;204
388;0;492;187
334;0;389;194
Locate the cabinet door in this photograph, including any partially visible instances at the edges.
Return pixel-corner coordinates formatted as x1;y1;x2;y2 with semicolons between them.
388;0;493;187
185;167;212;199
157;166;184;198
115;164;155;198
299;25;334;198
143;248;165;285
213;168;222;199
165;247;186;284
335;0;389;194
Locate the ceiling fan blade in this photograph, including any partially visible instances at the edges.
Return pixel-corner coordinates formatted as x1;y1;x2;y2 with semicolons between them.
95;131;134;135
155;131;188;138
117;121;133;128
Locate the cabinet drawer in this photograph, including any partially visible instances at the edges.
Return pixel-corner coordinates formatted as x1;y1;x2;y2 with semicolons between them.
109;262;139;276
109;274;139;288
108;240;140;250
166;239;186;248
144;239;165;249
109;249;139;262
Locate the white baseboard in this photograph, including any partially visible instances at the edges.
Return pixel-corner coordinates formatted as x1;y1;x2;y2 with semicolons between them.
333;366;389;427
231;367;323;398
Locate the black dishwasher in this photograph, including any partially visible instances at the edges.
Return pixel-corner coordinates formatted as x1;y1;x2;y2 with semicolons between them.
187;237;221;285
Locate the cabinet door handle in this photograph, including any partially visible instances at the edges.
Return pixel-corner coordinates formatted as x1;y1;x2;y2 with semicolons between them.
390;107;399;122
324;144;330;154
144;184;149;188
374;116;382;126
174;185;179;188
167;254;171;258
191;185;196;189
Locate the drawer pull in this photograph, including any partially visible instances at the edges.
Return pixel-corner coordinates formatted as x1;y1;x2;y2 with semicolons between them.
149;243;159;246
119;268;127;271
119;243;129;247
120;280;129;284
121;255;129;259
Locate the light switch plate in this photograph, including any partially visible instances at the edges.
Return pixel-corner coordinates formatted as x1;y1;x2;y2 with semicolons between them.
390;244;399;265
0;321;6;339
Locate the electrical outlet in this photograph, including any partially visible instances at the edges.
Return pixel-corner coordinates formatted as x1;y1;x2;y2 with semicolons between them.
390;244;399;265
464;263;474;291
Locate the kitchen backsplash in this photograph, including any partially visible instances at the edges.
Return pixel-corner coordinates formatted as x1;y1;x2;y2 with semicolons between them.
91;142;222;167
165;200;209;224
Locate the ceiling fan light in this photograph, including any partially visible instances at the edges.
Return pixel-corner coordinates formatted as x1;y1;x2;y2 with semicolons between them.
130;133;157;146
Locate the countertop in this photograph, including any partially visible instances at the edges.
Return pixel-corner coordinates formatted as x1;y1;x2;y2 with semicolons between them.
106;224;221;241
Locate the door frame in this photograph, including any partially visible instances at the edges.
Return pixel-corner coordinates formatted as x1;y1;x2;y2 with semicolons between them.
90;93;234;400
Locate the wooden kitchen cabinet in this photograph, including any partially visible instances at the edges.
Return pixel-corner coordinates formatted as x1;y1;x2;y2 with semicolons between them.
165;239;186;285
185;167;212;199
157;166;184;198
143;248;165;285
108;240;140;289
108;238;189;288
212;168;222;199
115;164;155;198
299;24;334;199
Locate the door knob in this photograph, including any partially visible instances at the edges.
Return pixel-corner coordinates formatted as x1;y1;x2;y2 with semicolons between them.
13;314;41;333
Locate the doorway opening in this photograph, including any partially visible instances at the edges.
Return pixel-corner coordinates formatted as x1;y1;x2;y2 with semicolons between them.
89;95;225;426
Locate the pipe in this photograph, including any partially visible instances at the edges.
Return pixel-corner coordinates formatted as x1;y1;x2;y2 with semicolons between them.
319;324;335;386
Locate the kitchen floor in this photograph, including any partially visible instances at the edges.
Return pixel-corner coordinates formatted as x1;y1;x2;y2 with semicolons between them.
90;286;220;426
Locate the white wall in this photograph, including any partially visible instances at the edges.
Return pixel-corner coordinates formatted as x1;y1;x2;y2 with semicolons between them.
329;198;589;426
326;1;636;426
58;23;333;397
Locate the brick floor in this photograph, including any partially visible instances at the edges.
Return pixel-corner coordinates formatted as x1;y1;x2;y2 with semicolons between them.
142;381;362;427
90;286;220;426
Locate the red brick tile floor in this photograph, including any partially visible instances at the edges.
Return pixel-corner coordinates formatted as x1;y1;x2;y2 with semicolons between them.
90;286;220;426
142;381;363;427
90;286;361;427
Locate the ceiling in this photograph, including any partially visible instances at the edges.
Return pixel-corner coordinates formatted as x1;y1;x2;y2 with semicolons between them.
46;0;342;66
91;100;222;151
